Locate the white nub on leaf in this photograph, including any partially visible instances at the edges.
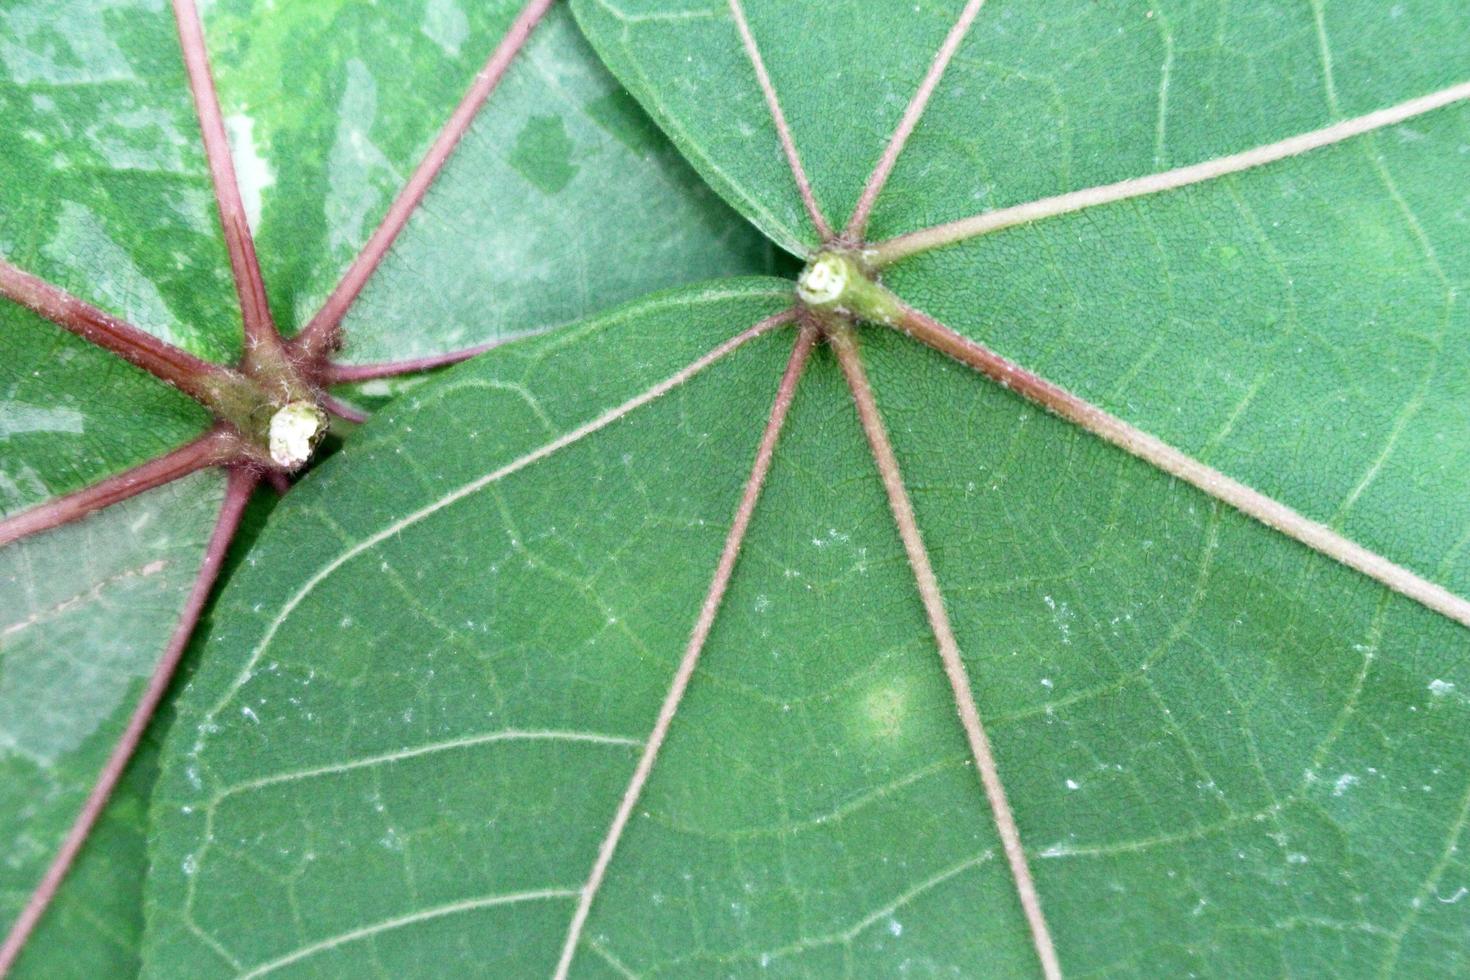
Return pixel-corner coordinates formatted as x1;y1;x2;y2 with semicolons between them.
797;253;849;306
268;401;327;469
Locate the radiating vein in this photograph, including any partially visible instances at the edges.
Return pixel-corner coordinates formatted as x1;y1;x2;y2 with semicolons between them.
0;258;249;410
203;309;794;730
727;0;833;241
553;324;817;979
889;299;1470;629
236;889;577;979
214;729;641;802
322;327;556;383
845;0;988;239
170;0;284;357
0;468;256;976
873;79;1470;265
830;326;1062;980
0;428;236;548
296;0;557;358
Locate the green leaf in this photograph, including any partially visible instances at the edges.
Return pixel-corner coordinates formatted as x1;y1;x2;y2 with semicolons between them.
146;283;1469;975
571;0;1470;596
145;0;1470;974
1;0;775;968
0;0;235;501
0;4;236;954
2;473;225;952
202;0;777;363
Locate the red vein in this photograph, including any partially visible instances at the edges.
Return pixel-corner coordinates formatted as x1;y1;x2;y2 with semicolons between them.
171;0;286;362
295;0;557;360
319;394;369;425
0;258;249;408
844;0;987;240
830;327;1061;980
321;334;535;384
553;324;817;979
873;79;1470;265
0;467;257;977
891;301;1470;629
0;428;239;549
727;0;834;242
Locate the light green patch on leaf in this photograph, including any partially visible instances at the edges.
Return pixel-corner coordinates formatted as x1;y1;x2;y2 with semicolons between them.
329;7;780;366
1;472;225;950
0;0;246;364
201;0;776;363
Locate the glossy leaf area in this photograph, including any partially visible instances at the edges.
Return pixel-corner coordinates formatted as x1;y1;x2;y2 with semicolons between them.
1;0;773;974
203;0;776;367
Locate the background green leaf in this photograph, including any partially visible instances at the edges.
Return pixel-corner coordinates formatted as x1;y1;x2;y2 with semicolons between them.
202;0;778;364
2;0;778;969
2;473;225;963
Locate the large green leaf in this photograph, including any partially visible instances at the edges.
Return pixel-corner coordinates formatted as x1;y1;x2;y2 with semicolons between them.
146;281;1469;975
144;0;1470;974
572;0;1470;597
1;0;774;969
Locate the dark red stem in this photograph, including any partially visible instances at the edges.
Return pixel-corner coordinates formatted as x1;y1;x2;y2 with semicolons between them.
170;0;287;369
319;394;369;424
293;0;557;359
0;428;239;548
0;259;251;409
0;467;257;975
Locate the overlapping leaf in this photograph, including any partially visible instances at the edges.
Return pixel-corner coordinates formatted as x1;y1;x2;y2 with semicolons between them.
201;0;777;365
147;284;1470;974
2;0;775;971
144;0;1470;975
574;0;1470;595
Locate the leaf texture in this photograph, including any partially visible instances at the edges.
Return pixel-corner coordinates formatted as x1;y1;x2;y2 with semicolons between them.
147;283;1469;974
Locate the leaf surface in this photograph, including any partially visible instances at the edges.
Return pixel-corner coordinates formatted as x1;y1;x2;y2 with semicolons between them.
572;0;1470;600
202;0;777;364
1;473;225;956
146;0;1470;973
1;0;776;967
147;283;1469;975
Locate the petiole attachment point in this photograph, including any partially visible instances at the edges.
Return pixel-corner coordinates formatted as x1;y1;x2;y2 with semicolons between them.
267;401;328;469
795;250;901;326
